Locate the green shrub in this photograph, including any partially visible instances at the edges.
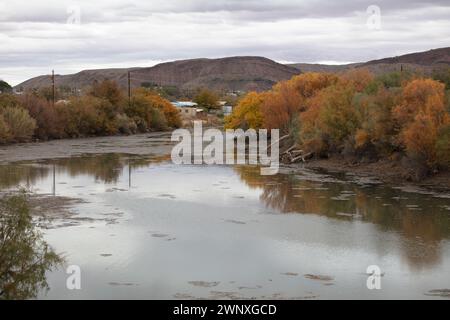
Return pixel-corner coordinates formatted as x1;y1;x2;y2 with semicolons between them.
150;108;168;131
0;115;10;142
0;107;36;142
115;114;137;134
436;124;450;169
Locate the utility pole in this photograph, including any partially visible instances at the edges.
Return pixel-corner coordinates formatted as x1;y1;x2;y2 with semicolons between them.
52;69;55;107
128;71;131;107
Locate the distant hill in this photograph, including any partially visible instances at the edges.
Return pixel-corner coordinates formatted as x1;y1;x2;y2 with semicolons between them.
14;47;450;93
15;56;300;93
287;63;361;73
289;47;450;75
363;47;450;66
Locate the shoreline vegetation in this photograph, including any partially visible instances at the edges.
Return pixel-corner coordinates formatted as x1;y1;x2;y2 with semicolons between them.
1;67;450;187
225;69;450;184
0;133;449;192
0;79;182;144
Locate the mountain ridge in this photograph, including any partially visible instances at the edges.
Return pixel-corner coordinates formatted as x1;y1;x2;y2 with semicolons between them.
289;47;450;74
14;47;450;92
15;56;300;93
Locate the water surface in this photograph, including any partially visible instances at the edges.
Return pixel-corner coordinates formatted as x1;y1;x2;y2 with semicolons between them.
1;153;450;299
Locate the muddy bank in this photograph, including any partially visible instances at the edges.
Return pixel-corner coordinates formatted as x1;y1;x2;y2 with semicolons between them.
0;190;88;228
0;132;174;164
1;132;449;192
303;157;450;192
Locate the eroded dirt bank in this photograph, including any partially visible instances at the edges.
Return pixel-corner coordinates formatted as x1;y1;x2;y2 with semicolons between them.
0;132;174;164
304;157;450;192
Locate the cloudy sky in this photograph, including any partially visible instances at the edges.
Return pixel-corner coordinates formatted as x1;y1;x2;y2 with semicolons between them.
0;0;449;85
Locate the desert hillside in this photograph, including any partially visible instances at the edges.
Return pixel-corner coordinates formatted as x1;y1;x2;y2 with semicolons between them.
15;47;450;92
15;56;300;92
289;47;450;74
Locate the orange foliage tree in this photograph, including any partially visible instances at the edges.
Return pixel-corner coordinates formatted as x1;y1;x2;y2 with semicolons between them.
341;68;374;92
225;69;450;172
262;73;338;135
299;82;358;154
20;93;65;139
394;79;450;166
261;82;301;134
126;88;181;131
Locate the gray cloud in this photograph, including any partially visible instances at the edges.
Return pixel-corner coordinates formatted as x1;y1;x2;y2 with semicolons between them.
0;0;449;85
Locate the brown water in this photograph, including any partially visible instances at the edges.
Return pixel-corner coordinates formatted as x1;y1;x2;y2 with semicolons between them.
1;153;450;299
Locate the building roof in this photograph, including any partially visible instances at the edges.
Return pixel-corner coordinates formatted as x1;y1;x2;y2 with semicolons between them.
171;101;198;108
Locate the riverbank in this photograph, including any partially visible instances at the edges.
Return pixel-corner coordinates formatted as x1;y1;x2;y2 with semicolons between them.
304;156;450;192
1;133;449;192
0;132;174;164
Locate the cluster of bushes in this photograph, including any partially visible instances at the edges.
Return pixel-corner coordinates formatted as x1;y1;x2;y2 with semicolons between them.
0;94;37;143
193;88;220;111
0;80;181;143
225;69;450;175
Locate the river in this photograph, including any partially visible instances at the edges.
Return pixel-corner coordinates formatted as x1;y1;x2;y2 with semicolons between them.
0;134;449;299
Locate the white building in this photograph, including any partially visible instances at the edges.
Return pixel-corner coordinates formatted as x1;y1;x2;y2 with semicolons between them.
222;105;233;116
171;101;202;117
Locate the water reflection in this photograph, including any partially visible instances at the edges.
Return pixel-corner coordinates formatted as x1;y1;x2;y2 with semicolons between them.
0;154;171;189
235;165;450;270
1;155;449;274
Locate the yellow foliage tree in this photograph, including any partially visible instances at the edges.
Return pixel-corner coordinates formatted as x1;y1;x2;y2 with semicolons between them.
300;83;358;153
128;88;181;129
224;92;266;130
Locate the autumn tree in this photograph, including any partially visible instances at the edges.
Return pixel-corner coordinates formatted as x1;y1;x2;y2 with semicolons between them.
125;88;181;131
20;93;65;140
341;68;374;92
90;79;124;107
224;91;266;130
288;72;338;100
63;95;107;136
352;87;400;156
432;67;450;90
262;73;338;135
0;115;9;142
140;89;181;128
0;93;20;109
0;94;36;143
301;82;359;153
394;79;450;167
193;89;220;111
436;124;450;168
224;69;450;172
